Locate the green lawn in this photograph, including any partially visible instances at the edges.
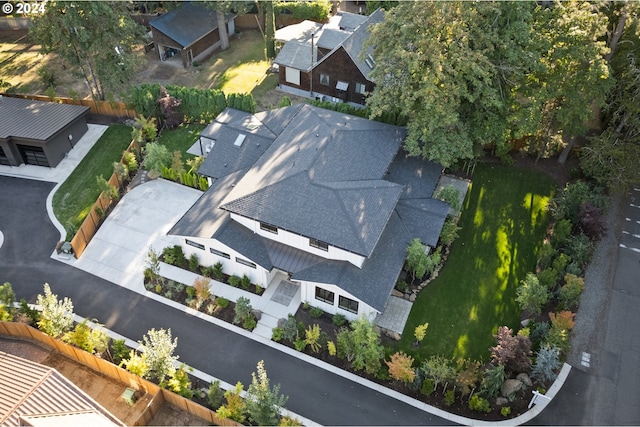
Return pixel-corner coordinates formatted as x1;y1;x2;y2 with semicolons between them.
52;125;132;239
157;123;206;163
396;163;556;363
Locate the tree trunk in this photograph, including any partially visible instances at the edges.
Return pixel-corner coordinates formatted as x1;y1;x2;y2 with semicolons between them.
265;1;275;58
217;10;229;50
557;136;575;164
605;10;627;63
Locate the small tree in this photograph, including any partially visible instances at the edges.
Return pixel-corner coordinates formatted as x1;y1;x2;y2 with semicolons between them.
62;319;110;355
193;277;212;302
406;238;429;281
414;322;429;346
96;175;119;201
348;316;385;374
139;328;178;383
490;326;532;373
216;382;246;424
455;358;481;397
145;246;162;287
516;273;549;315
422;355;455;393
245;361;288;426
234;296;253;325
157;86;182;128
36;283;74;338
558;274;585;309
207;380;225;410
143;143;171;173
531;345;561;384
386;352;416;384
120;350;149;378
165;364;193;398
439;217;461;246
0;282;16;321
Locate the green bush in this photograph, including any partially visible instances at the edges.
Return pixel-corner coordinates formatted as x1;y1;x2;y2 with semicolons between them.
240;274;251;290
565;233;594;270
274;0;331;21
439;217;461;246
469;394;491;413
272;327;284;342
215;297;229;308
111;339;129;365
163;245;186;266
332;313;347;327
211;262;224;280
434;186;461;212
294;337;307;351
282;315;298;342
309;307;323;318
228;275;241;287
537;268;559;290
551;219;573;248
189;253;199;271
537;243;557;270
444;389;455;406
123;151;138;173
558;274;585;310
226;93;257;114
143;143;171;173
243;316;257;331
207;380;225;410
395;279;408;293
501;406;511;417
420;379;435;396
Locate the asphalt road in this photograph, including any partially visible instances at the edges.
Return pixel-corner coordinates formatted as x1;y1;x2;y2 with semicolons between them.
0;175;453;425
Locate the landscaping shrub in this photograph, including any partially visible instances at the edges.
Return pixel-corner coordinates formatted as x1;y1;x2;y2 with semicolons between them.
434;185;461;212
421;379;435;396
122;150;138;173
469;394;491;413
558;274;585;310
163;245;186;267
188;253;199;271
386;352;416;384
516;273;549;315
332;313;347;327
439;217;461;246
271;327;284;342
551;219;573;249
282;315;298;342
215;297;229;309
244;316;258;331
537;242;557;270
110;339;129;365
395;279;408;293
228;275;241;287
501;406;512;417
531;345;561;384
275;0;331;21
579;201;607;240
309;307;323;318
234;297;253;325
305;324;322;353
490;326;532;373
144;143;171;173
226;92;257;114
564;233;594;270
480;364;506;398
240;274;251;290
212;261;224;280
444;389;455;406
207;380;225;410
552;253;570;276
537;267;559;290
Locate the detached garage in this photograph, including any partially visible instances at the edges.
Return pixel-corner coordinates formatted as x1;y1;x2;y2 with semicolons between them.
0;96;89;168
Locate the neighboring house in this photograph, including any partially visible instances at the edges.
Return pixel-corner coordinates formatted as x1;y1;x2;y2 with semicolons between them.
0;351;124;427
169;105;449;321
274;9;383;106
0;96;89;168
150;3;236;68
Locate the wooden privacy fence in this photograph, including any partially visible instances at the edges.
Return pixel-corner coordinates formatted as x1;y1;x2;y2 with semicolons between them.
0;322;241;427
70;140;140;258
0;93;138;118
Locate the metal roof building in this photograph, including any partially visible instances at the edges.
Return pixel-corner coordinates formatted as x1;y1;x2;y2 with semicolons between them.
0;96;89;168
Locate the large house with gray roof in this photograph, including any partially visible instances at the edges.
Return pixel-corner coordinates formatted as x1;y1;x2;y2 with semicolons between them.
274;9;383;106
169;104;448;321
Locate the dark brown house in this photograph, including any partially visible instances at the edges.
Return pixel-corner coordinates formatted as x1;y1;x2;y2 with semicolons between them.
0;96;89;168
150;3;236;68
274;9;383;106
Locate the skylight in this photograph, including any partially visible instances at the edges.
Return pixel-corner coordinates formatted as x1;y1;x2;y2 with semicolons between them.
234;134;246;147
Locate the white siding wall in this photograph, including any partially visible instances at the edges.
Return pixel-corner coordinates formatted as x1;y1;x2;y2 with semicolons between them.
230;214;365;267
177;236;273;287
300;281;378;322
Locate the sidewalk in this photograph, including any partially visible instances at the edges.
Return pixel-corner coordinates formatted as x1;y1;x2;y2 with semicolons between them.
0;126;571;426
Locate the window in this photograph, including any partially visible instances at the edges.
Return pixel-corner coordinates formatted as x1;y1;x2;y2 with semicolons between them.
236;257;256;269
185;239;205;250
309;238;328;251
355;83;367;95
315;287;335;304
319;73;330;85
260;222;278;234
339;296;359;314
285;67;301;85
210;248;230;259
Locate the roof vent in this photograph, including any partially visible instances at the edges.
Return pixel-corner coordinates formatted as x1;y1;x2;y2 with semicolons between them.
233;134;246;147
365;58;374;69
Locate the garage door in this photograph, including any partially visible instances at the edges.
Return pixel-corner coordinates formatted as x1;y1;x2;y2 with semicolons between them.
0;146;9;166
17;145;49;167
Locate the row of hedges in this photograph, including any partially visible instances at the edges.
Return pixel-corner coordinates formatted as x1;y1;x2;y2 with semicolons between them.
128;84;257;124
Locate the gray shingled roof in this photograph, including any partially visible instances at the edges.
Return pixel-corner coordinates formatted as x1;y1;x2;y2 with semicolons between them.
274;20;323;43
198;109;277;179
336;11;368;32
293;211;410;312
149;3;233;48
274;40;317;71
341;8;385;81
0;96;89;141
220;104;406;256
395;199;449;248
387;149;443;200
316;28;350;50
214;220;273;270
168;170;245;238
222;173;403;256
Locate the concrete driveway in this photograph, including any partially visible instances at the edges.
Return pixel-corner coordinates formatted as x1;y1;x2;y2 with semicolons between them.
62;179;202;292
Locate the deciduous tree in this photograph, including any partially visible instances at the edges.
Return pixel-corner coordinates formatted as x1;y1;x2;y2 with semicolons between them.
36;283;74;338
139;328;178;383
29;1;144;100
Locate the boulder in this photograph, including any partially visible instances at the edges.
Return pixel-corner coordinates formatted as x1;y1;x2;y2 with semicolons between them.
277;318;287;328
391;289;404;297
501;379;524;398
252;309;262;321
495;397;509;406
409;293;417;302
517;373;533;387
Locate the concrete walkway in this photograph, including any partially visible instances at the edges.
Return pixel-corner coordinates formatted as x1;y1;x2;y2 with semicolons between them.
0;129;571;425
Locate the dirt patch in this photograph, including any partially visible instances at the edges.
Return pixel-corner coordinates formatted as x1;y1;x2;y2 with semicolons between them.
147;402;212;426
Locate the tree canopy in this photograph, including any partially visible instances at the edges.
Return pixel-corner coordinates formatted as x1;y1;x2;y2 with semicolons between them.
29;1;144;100
366;1;613;167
